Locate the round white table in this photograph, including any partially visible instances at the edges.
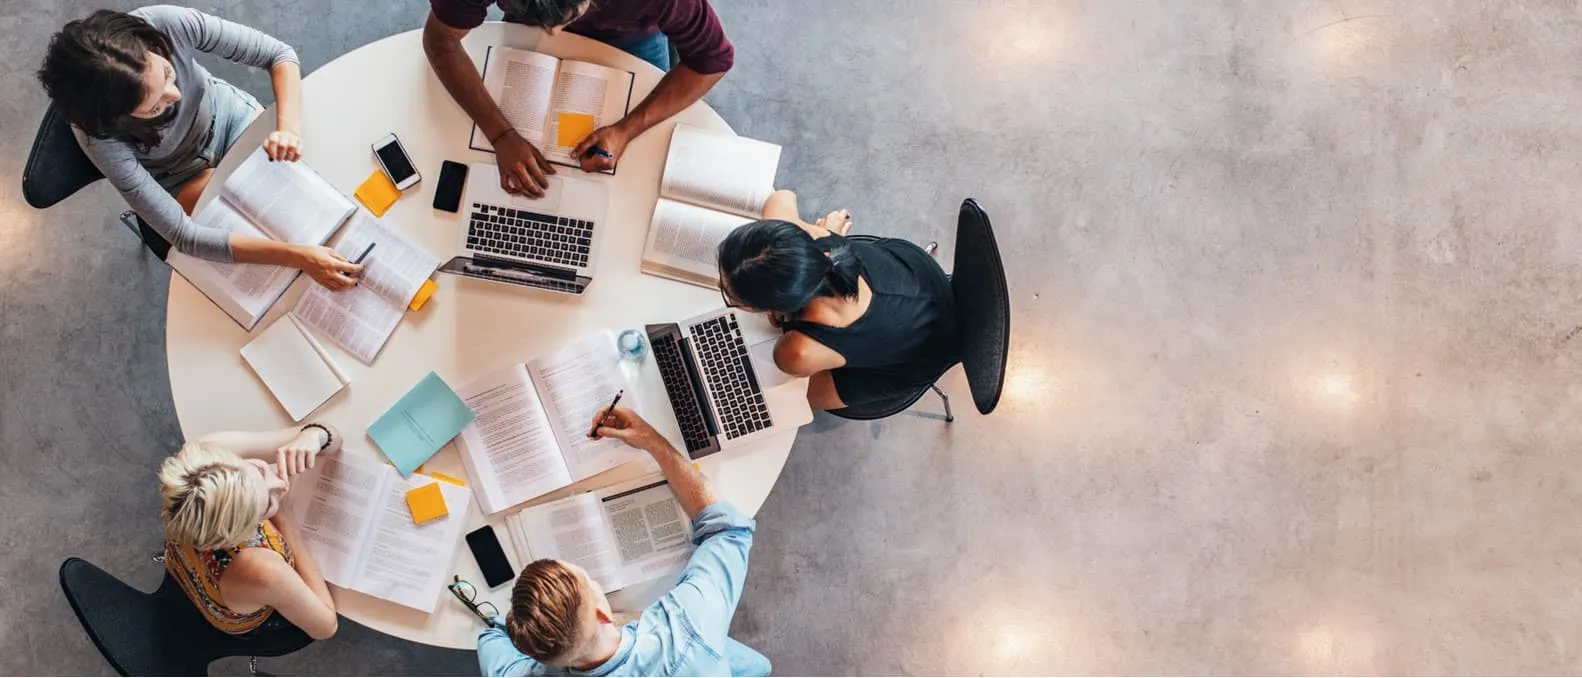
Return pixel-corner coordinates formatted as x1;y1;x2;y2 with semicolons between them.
169;23;799;649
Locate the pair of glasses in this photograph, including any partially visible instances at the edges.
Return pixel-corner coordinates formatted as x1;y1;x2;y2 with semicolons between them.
719;282;739;309
448;576;500;627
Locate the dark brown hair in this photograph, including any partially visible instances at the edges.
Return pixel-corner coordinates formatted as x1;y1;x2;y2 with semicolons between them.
37;10;176;150
506;559;586;663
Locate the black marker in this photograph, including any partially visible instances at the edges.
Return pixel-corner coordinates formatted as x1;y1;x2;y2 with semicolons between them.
588;390;624;438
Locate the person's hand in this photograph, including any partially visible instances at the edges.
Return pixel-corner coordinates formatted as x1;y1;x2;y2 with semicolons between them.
275;428;326;477
571;123;632;173
297;245;363;291
768;311;790;329
815;209;853;236
494;130;555;198
264;130;303;162
590;407;667;453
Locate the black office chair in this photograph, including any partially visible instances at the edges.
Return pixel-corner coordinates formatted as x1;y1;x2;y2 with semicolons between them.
828;199;1010;422
22;106;103;209
59;557;313;676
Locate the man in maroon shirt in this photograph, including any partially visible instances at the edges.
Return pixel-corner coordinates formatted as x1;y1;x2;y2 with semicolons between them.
423;0;734;196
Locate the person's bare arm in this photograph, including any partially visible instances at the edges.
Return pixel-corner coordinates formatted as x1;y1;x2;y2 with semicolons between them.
191;424;343;474
773;332;846;377
225;534;338;639
228;237;363;291
421;12;554;197
572;66;726;173
591;408;715;519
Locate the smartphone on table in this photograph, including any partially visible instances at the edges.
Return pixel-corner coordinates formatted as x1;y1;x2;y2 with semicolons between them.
466;525;516;589
372;133;421;191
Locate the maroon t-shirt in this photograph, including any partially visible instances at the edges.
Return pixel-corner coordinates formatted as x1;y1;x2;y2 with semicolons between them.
430;0;734;74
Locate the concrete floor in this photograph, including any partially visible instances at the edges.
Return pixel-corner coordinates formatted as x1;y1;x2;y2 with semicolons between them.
4;0;1582;674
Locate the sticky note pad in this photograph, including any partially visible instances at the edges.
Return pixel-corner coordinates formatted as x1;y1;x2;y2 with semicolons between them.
556;112;597;148
405;482;449;524
367;371;476;475
354;169;401;217
430;471;467;487
408;278;438;311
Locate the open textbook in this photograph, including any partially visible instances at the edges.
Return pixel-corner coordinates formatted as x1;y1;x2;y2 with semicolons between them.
468;46;635;171
505;475;693;592
283;453;471;613
291;211;440;364
167;148;357;330
455;332;647;515
641;124;783;288
240;314;348;422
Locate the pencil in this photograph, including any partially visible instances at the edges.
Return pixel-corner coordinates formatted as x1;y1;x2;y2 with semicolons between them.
588;389;624;438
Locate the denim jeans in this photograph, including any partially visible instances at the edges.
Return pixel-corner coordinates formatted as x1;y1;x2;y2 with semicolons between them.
604;31;672;72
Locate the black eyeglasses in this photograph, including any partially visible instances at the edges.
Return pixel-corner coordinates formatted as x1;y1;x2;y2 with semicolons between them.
719;282;739;309
448;576;500;627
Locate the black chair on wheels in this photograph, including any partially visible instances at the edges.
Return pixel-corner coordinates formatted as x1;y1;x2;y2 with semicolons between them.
829;198;1011;422
23;106;172;259
59;557;313;676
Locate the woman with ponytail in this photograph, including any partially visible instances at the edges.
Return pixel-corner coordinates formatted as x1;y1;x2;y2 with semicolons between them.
157;425;342;639
717;190;959;411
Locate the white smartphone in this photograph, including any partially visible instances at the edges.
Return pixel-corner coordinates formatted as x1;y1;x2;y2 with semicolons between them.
372;133;421;191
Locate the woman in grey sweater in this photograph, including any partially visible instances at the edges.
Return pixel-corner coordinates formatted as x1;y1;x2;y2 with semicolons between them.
38;6;361;290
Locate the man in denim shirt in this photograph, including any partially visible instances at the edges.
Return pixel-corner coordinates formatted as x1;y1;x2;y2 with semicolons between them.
477;408;771;676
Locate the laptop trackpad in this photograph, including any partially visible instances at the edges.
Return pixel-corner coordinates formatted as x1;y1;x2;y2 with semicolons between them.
507;176;565;212
749;339;793;389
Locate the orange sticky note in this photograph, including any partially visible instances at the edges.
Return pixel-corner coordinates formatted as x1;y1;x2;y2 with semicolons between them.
408;278;438;311
355;169;400;217
430;471;467;487
405;482;449;524
556;112;597;148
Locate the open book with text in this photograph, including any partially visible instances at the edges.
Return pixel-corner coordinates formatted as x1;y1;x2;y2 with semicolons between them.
291;211;440;364
167;148;357;330
641;124;782;288
455;332;647;515
468;46;635;172
283;453;471;613
505;475;693;592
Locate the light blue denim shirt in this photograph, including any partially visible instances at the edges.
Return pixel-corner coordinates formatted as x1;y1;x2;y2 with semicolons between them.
478;502;770;677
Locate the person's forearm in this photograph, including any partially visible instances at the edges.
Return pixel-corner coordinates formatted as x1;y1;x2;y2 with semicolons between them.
644;439;717;520
229;233;308;268
423;21;514;139
614;66;725;138
270;61;303;135
191;425;328;460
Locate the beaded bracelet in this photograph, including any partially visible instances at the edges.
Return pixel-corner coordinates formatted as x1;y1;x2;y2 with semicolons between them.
301;423;333;451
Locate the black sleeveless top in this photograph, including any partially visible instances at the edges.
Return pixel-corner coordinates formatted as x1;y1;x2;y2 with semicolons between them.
782;237;959;405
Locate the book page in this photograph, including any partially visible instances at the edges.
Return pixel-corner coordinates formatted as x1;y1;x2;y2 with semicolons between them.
169;199;298;328
513;493;625;591
240;315;347;422
659;125;782;218
474;46;559;152
220;148;354;244
281;454;388;586
600;480;693;587
351;475;471;612
292;283;402;364
455;364;574;515
641;198;751;287
542;60;633;165
527;333;646;482
331;211;440;307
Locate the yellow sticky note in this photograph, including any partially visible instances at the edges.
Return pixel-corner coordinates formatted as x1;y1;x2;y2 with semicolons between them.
405;482;449;524
408;278;438;311
355;169;401;217
556;112;597;148
430;471;467;487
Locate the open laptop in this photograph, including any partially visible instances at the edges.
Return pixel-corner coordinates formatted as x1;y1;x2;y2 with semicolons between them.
439;163;609;295
647;309;813;458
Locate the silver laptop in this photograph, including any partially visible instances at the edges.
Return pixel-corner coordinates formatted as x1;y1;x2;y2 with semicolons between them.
439;163;609;295
647;309;813;458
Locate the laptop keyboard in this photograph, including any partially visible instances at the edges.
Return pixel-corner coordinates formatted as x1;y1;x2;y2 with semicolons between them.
651;334;714;454
688;314;772;440
467;202;593;269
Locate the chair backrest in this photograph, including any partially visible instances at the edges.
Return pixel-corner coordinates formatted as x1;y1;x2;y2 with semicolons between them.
58;557;311;676
23;106;103;209
949;199;1011;415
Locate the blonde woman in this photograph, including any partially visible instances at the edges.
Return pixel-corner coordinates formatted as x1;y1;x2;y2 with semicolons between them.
158;424;341;639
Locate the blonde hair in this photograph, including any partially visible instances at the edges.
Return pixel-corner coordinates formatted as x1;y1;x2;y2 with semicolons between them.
158;442;267;550
508;559;587;663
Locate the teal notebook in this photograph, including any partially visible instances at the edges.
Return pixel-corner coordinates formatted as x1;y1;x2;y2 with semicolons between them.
367;371;476;475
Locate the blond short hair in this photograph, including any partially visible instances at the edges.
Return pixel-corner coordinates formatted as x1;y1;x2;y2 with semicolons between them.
507;559;587;663
158;442;266;550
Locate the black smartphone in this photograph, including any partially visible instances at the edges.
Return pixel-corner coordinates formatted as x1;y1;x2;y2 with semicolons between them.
434;160;468;213
465;526;515;588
